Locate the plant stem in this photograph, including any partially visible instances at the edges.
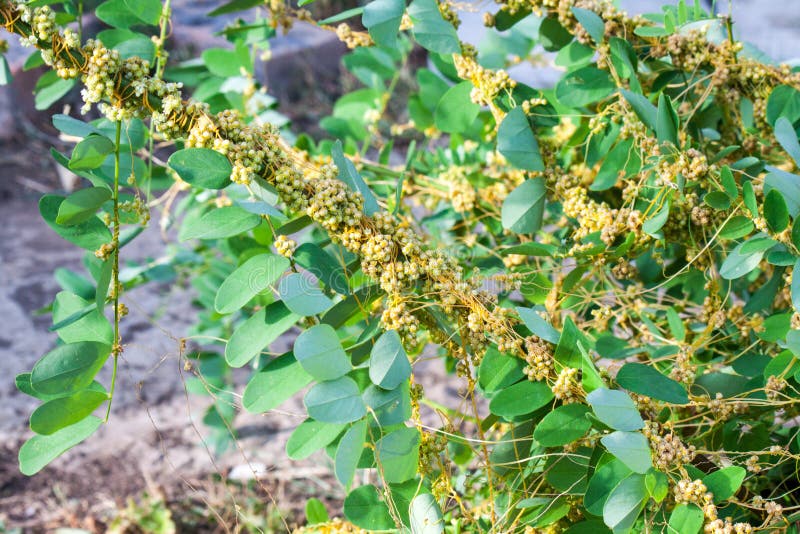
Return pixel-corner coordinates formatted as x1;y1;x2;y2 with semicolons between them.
105;120;122;422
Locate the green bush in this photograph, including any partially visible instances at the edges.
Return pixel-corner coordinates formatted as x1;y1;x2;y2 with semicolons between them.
6;0;800;531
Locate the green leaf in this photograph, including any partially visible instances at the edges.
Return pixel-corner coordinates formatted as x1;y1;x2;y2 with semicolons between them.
179;206;261;241
55;187;111;226
41;195;112;251
720;238;771;279
792;259;800;312
305;376;366;424
555;67;615;108
123;0;162;24
305;498;329;525
767;85;800;127
407;0;460;54
534;404;591;447
571;7;604;42
489;380;553;418
331;140;380;215
765;169;800;218
719;216;754;240
224;302;299;367
501;178;546;234
702;466;746;503
620;90;657;131
646;470;669;502
537;16;571;50
478;347;526;394
585;458;632;516
602;473;647;532
363;383;412;426
369;330;411;390
168;148;232;190
69;135;115;171
517;307;560;344
19;416;103;475
410;493;445;534
374;427;420;483
293;243;351;295
434;82;480;134
30;389;108;435
343;485;394;530
335;419;367;488
600;431;652;474
743;180;758;217
362;0;404;48
642;198;670;236
497;107;544;171
294;324;352;381
286;418;346;459
95;257;113;312
202;47;249;77
774;117;800;166
214;253;290;314
656;93;679;146
278;273;334;316
96;0;139;28
243;353;313;413
704;191;731;210
587;388;644;431
667;504;704;534
764;189;790;232
616;363;689;404
52;291;113;345
31;342;111;396
35;74;76;110
553;316;585;368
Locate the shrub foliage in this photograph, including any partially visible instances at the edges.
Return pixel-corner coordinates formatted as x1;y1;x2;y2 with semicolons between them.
6;0;800;531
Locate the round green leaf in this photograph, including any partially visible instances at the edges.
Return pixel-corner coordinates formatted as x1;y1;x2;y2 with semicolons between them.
765;189;790;233
374;427;420;483
343;484;394;530
600;431;652;474
602;473;647;531
214;253;290;314
294;324;352;381
501;178;546;234
179;205;261;241
702;466;746;503
168;147;232;190
19;416;103;475
410;493;444;534
434;82;480;134
489;380;554;418
304;376;366;424
224;302;299;367
533;404;591;447
586;388;644;431
362;0;404;48
497;107;544;171
286;418;346;460
31;341;111;396
40;195;112;251
615;363;689;404
584;458;632;516
335;420;367;488
555;67;615;108
56;187;112;226
242;353;312;413
69;134;115;171
30;389;108;435
369;330;411;390
278;273;334;316
668;504;703;534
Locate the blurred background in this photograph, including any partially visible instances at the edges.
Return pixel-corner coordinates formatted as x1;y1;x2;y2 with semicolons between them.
1;0;798;531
